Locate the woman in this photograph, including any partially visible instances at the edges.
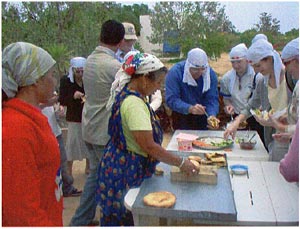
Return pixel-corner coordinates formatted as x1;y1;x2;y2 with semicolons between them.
224;39;290;161
97;53;198;226
59;57;90;179
2;42;63;226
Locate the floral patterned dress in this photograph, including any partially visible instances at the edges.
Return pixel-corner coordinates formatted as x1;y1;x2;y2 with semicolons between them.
96;85;163;226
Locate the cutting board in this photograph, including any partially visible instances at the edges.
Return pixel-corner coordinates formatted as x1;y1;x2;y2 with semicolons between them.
170;165;218;185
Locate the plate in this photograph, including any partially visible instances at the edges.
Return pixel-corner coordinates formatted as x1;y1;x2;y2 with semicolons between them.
192;136;234;150
230;164;248;175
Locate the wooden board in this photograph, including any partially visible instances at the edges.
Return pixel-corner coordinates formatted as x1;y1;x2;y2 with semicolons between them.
170;165;218;185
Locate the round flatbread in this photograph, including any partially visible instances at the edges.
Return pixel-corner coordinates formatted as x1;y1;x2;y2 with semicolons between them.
143;191;176;208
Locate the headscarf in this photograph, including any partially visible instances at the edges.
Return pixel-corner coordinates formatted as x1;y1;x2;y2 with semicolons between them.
183;48;211;93
247;39;283;88
251;33;268;44
2;42;56;98
229;43;248;93
229;43;247;61
106;52;164;110
281;37;299;61
67;57;86;83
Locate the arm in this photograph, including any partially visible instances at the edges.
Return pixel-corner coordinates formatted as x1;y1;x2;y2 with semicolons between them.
279;121;299;182
203;68;219;116
3;135;57;225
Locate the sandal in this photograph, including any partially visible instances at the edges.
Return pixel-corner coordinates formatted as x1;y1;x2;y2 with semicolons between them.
63;188;82;197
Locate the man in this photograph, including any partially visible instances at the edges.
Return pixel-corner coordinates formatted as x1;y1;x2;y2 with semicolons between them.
69;19;125;226
220;43;264;143
165;48;219;130
116;22;137;63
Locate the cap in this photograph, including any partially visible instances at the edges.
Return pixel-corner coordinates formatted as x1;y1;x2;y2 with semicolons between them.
281;38;299;61
122;22;137;40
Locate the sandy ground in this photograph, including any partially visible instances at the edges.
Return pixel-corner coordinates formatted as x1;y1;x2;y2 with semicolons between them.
62;132;173;226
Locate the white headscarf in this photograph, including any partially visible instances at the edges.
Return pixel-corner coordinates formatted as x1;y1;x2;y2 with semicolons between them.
281;37;299;61
183;48;211;93
2;42;56;98
67;57;86;83
247;39;283;88
106;52;165;110
251;33;268;44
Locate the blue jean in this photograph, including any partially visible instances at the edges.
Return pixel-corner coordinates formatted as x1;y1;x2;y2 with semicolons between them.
69;142;105;226
57;134;74;194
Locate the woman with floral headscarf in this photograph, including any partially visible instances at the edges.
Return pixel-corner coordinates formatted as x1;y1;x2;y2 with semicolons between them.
96;53;199;226
2;42;63;226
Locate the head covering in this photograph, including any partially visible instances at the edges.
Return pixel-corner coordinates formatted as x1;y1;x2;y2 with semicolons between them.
122;22;137;40
106;52;164;110
67;57;86;83
2;42;56;98
251;33;268;44
247;39;283;88
183;48;211;93
281;37;299;61
229;43;248;61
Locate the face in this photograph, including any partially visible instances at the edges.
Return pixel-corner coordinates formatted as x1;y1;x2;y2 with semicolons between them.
189;67;206;80
251;57;273;76
73;67;84;78
119;39;136;54
145;73;165;96
231;59;248;76
36;67;57;103
283;58;299;80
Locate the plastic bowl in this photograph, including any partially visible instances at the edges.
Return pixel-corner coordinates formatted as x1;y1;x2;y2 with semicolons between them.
239;140;257;150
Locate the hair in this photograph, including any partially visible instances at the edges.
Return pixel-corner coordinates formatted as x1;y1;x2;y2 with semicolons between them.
133;66;168;81
100;20;125;45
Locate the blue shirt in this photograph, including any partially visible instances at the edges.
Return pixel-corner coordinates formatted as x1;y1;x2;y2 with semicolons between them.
165;60;219;116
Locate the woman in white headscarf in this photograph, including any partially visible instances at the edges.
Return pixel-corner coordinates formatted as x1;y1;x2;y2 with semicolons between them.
96;52;199;226
165;48;219;130
59;57;90;181
225;39;291;161
2;42;63;226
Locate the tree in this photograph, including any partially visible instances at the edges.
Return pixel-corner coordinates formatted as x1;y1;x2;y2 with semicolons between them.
150;1;236;58
255;12;280;35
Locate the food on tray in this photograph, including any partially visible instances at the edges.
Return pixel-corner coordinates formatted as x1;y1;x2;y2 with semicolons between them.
155;166;164;176
143;191;176;208
188;155;202;162
193;137;233;150
205;152;227;167
251;108;275;120
207;116;220;128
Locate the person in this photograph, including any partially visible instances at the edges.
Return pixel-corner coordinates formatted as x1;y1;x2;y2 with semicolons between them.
116;22;138;63
279;121;299;182
2;42;63;226
59;57;90;177
220;43;265;143
70;19;125;226
165;48;219;130
224;39;290;161
41;99;82;197
270;37;299;141
97;52;199;226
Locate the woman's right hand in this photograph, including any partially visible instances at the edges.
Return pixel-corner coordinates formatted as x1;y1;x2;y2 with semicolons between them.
180;159;199;176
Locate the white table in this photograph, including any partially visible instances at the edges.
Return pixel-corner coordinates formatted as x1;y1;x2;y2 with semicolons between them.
125;161;299;226
166;130;269;161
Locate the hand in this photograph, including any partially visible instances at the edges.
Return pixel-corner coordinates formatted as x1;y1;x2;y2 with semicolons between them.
55;105;65;117
225;105;234;115
189;104;206;115
272;132;292;144
74;91;84;100
180;159;199;176
224;120;239;139
207;116;220;129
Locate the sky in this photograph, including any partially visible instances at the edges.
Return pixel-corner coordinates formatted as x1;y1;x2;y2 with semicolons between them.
120;0;299;33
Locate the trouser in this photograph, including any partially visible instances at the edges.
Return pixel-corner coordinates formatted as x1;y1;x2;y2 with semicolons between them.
69;142;105;226
172;111;208;130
